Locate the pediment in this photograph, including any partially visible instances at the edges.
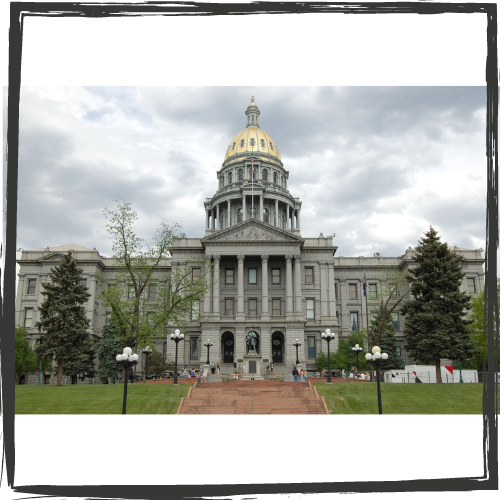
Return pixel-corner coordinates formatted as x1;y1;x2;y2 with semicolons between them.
38;252;67;262
202;220;303;244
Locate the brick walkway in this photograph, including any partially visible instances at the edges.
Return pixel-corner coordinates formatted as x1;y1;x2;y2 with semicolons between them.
176;380;329;415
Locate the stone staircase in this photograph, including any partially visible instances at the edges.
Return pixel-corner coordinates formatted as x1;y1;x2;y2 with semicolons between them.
177;380;329;415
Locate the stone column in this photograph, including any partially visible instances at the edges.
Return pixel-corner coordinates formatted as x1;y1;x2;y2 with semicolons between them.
260;195;264;222
275;199;279;227
237;255;245;315
297;208;300;230
212;209;215;230
261;255;269;314
213;257;220;314
206;209;210;230
285;255;293;314
320;262;328;318
228;199;231;227
328;263;336;318
204;257;212;314
242;195;246;222
216;204;220;229
294;255;302;314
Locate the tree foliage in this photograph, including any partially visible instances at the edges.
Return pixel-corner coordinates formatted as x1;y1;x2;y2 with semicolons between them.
97;318;124;383
329;331;370;373
15;328;38;384
97;198;211;350
146;351;174;378
35;252;92;386
466;278;500;371
401;227;479;383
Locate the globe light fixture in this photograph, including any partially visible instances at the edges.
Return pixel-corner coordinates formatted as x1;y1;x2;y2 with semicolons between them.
365;345;389;414
321;329;335;383
351;343;363;374
204;339;213;365
116;347;139;414
170;329;184;385
292;339;302;366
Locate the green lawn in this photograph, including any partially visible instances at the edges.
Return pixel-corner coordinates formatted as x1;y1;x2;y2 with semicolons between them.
15;383;193;414
314;382;485;414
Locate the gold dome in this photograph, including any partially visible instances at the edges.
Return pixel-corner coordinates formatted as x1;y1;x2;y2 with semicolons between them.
224;126;281;162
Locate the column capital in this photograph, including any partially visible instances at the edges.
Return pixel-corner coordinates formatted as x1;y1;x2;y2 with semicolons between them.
237;254;245;262
285;254;293;262
213;256;221;264
261;255;269;262
294;255;301;261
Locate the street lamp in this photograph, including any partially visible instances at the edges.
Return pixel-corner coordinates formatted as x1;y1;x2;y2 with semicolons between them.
321;329;335;383
142;346;152;380
365;346;389;414
292;339;302;366
352;343;363;373
204;339;213;365
170;329;184;385
116;347;139;414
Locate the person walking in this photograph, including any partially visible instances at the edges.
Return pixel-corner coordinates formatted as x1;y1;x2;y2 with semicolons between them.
299;368;304;382
303;369;308;382
292;366;299;382
270;363;274;374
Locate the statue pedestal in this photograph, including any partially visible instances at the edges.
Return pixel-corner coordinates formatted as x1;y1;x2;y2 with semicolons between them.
242;352;264;379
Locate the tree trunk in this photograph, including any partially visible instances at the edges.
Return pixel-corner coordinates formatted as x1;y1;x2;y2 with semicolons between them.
57;360;63;386
435;359;442;384
16;374;21;385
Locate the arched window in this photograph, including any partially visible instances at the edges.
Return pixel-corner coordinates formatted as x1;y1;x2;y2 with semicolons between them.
238;169;243;181
240;139;245;147
260;139;265;147
250;138;255;147
273;172;278;184
237;208;243;223
263;208;269;223
262;169;268;182
221;175;225;187
228;172;233;184
232;142;236;151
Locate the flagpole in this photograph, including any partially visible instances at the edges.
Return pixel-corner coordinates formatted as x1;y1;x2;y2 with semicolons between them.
251;146;254;219
363;270;373;382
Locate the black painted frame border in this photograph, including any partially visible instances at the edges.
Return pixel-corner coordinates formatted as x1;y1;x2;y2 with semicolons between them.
3;2;498;498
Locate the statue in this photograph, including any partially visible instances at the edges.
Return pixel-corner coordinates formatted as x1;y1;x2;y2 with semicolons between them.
246;330;258;353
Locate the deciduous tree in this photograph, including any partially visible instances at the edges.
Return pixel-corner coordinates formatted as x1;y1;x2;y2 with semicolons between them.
15;328;38;384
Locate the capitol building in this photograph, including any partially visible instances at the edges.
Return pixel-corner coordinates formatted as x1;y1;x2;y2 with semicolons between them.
15;98;485;383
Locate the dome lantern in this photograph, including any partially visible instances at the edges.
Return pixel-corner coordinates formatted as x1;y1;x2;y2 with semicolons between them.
245;96;260;128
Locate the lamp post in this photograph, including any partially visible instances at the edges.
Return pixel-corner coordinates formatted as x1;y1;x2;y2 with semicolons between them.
170;329;184;385
142;346;152;380
458;358;463;383
37;324;42;385
134;276;145;383
352;343;363;373
365;346;389;414
204;339;213;365
321;329;335;383
292;339;302;366
116;347;139;414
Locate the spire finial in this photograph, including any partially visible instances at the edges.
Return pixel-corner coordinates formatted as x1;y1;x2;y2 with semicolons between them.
245;96;260;128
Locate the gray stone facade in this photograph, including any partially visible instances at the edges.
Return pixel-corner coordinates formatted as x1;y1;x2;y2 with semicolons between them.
15;98;485;383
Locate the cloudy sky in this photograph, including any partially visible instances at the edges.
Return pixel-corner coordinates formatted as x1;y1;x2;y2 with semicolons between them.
12;86;487;260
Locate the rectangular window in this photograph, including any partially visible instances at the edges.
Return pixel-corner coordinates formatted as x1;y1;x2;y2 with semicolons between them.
350;312;359;331
467;278;476;293
225;299;234;316
305;267;314;284
146;312;154;325
24;308;34;328
272;299;281;316
250;138;255;147
249;268;257;284
190;337;199;359
225;268;234;284
272;269;280;284
248;298;257;316
349;284;357;299
27;278;36;295
395;345;402;356
105;312;113;324
127;285;133;299
307;336;316;358
79;279;88;289
192;268;201;282
306;298;315;320
148;285;157;300
392;312;400;331
191;300;200;320
369;284;377;299
334;283;338;299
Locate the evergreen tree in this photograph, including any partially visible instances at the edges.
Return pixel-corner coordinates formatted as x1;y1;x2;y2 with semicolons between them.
330;331;370;373
401;227;479;383
97;318;124;383
370;305;405;370
15;328;38;384
35;252;92;386
146;351;174;378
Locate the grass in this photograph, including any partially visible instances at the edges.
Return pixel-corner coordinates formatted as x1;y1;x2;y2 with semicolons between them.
15;382;193;414
314;382;485;414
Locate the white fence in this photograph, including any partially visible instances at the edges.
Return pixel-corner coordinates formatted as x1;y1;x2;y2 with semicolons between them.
383;366;481;383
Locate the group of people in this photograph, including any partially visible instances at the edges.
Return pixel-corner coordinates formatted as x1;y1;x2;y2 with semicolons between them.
266;363;274;374
292;367;308;382
210;362;220;375
341;369;370;380
178;368;198;378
